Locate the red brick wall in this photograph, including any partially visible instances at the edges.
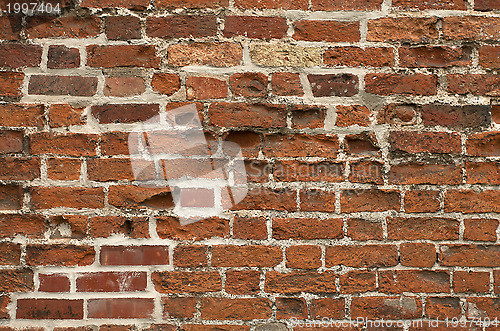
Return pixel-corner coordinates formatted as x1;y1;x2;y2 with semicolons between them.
0;0;499;329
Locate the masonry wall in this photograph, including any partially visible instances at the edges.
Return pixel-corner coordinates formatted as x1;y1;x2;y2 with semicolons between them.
0;0;499;329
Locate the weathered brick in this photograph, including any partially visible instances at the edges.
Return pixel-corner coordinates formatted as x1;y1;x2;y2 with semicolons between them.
47;45;80;69
379;270;450;293
30;187;104;209
404;190;441;213
310;298;345;319
230;73;268;98
445;190;500;213
168;42;242;67
0;104;44;128
341;189;401;213
393;0;466;9
367;17;439;42
453;271;490;293
312;0;383;10
100;246;169;266
463;218;498;242
400;243;436;268
325;47;394;67
475;0;500;10
89;216;149;238
426;297;461;319
81;0;149;9
157;0;228;8
104;77;145;97
276;297;307;319
233;216;267;240
286;245;321;269
387;217;459;240
442;16;500;41
0;44;42;68
28;75;98;96
0;157;40;180
224;16;287;39
250;44;322;67
388;163;462;185
30;133;98;156
151;73;181;96
26;16;100;38
76;272;147;292
0;243;21;265
466;132;500;156
326;245;398;267
340;271;376;294
347;218;383;241
186;76;227;100
466;161;500;185
147;16;217;39
293;20;360;42
440;245;500;267
162;297;197;319
48;104;85;127
308;74;359;97
105;16;141;40
209;103;286;128
273;218;343;240
0;16;21;40
0;214;45;237
17;299;83;319
271;73;303;96
153;271;221;293
235;0;307;9
211;245;282;267
87;298;154;319
365;74;438;96
174;245;207;267
47;158;81;181
351;296;422;319
390;131;461;154
201;298;272;320
92;104;159;124
265;271;337;293
448;74;500;96
275;160;343;182
0;72;23;98
399;46;471;68
87;45;160;68
157;216;229;240
26;245;95;266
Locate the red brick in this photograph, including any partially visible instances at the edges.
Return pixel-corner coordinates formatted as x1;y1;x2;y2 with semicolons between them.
400;243;436;268
0;44;42;68
0;269;33;292
180;326;247;331
153;271;221;293
275;160;343;182
422;104;491;128
272;73;303;96
467;132;500;156
157;216;229;240
310;298;345;319
232;188;297;211
235;0;307;9
100;246;169;266
0;130;23;154
26;16;100;38
440;245;500;267
276;297;307;319
479;46;500;69
453;271;490;293
0;242;21;265
286;245;321;269
233;216;267;240
293;20;360;42
463;218;498;242
347;218;383;241
174;245;207;267
0;157;40;180
101;132;130;155
495;270;500;294
109;186;174;210
377;104;417;124
0;104;44;128
400;46;471;68
168;42;242;67
186;76;227;100
365;74;438;96
389;163;462;185
151;73;181;96
447;74;500;96
349;160;384;184
263;133;339;157
389;131;461;154
104;77;145;97
475;0;500;10
156;0;228;8
388;217;459;240
0;214;45;238
344;133;380;156
29;75;98;96
47;45;80;69
230;72;268;98
224;16;287;39
341;189;401;213
300;190;336;212
48;104;85;127
87;159;134;182
92;104;159;124
162;297;197;319
336;105;371;127
0;16;21;40
222;131;260;158
81;0;149;9
225;270;260;295
17;299;83;319
426;297;461;319
47;158;81;181
209;103;285;128
442;16;500;41
404;190;441;213
0;185;23;210
30;187;104;209
265;271;337;293
211;245;281;267
308;74;359;97
379;270;450;293
147;16;217;38
325;47;394;67
39;274;70;292
312;0;382;10
339;271;376;294
87;45;159;68
0;72;23;98
445;190;500;213
367;17;438;42
273;218;343;240
351;296;423;319
87;298;154;319
26;244;95;266
89;216;148;238
326;245;398;267
0;295;8;319
466;298;500;319
105;16;141;40
201;298;272;320
77;272;147;292
393;0;466;9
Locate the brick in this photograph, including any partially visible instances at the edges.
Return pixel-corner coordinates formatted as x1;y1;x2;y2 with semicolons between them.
173;245;207;267
87;298;154;319
389;131;461;154
17;299;83;319
344;133;380;156
233;188;297;211
0;269;33;292
365;74;438;96
447;74;500;96
310;298;345;319
378;104;417;124
201;298;271;320
404;190;441;213
28;75;98;96
26;16;100;38
400;46;471;68
156;0;228;8
379;270;450;293
0;130;23;154
0;157;40;180
265;271;337;293
313;0;382;10
336;105;371;126
0;104;44;128
293;20;360;42
341;189;401;213
236;0;306;9
401;243;436;268
466;298;500;319
39;274;70;292
104;77;146;97
211;245;281;267
495;270;500;294
157;216;229;239
325;47;394;67
453;271;490;293
442;16;500;41
276;297;307;319
291;105;326;129
186;76;227;100
147;16;217;38
440;245;500;267
351;296;422;319
275;160;343;182
0;72;23;98
467;132;500;156
229;73;268;98
81;0;149;9
162;297;197;319
393;0;466;9
0;214;45;238
223;131;260;158
263;133;339;157
100;246;169;266
349;160;384;184
26;244;95;266
273;218;343;240
0;243;20;266
225;270;260;295
467;161;500;185
424;104;491;129
47;158;81;181
101;132;131;155
87;45;160;68
250;44;322;67
426;297;461;319
389;163;462;185
326;245;398;267
464;218;498;242
180;326;247;331
339;271;376;294
92;104;159;124
0;16;21;40
244;160;270;183
168;42;242;67
47;45;80;69
271;73;303;96
475;0;500;10
89;216;148;238
105;16;141;40
286;245;321;269
0;185;23;210
308;74;359;97
367;17;438;42
0;44;42;68
445;190;500;213
48;104;85;127
108;186;174;210
233;216;267;240
347;218;383;241
224;16;287;39
300;190;336;212
151;73;181;96
388;217;458;240
479;46;500;69
153;271;221;293
30;187;104;209
76;272;147;292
